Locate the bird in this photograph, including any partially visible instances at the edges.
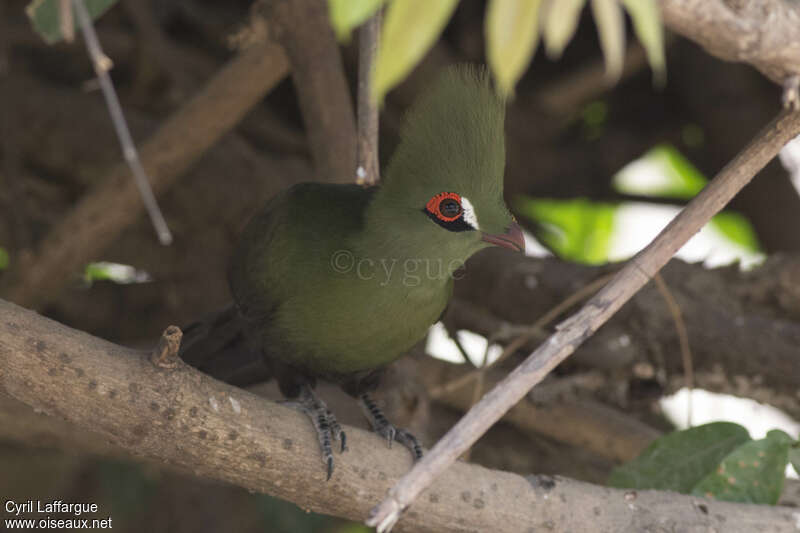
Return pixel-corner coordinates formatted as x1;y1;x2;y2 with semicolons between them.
179;65;524;479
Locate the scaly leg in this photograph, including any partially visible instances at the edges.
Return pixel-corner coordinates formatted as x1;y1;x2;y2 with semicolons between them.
358;393;423;459
282;384;347;480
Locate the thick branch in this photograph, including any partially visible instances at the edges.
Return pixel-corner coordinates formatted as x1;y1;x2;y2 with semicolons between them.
659;0;800;85
447;252;800;408
417;357;659;463
260;0;356;183
1;42;289;310
0;299;796;532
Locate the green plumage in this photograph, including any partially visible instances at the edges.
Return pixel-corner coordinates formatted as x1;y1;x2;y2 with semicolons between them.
181;66;520;470
229;182;450;381
200;66;512;389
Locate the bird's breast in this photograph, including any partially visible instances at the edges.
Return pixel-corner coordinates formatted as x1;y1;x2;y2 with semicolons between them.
272;275;449;376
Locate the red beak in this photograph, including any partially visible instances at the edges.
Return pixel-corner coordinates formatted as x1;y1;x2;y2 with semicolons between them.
481;221;525;253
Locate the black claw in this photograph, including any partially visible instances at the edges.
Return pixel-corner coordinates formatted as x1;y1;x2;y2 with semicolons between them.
386;426;395;448
340;431;348;452
285;385;344;479
359;393;423;460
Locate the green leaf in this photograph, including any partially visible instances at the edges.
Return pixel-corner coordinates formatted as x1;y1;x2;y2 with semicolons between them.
710;212;761;252
485;0;543;97
790;442;800;477
590;0;625;83
372;0;459;102
328;0;386;41
608;422;750;492
26;0;119;44
613;144;707;200
542;0;586;59
0;247;8;271
691;430;793;504
621;0;665;86
516;197;616;265
83;262;151;285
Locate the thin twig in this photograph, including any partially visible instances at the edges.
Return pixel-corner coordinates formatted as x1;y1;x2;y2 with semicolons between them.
2;42;290;310
430;271;615;399
367;109;800;532
59;0;75;43
653;272;694;427
72;0;172;245
356;10;381;186
418;356;661;462
461;332;492;461
444;325;478;367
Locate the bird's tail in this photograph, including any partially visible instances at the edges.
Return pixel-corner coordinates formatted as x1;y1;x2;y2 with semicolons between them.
179;304;271;386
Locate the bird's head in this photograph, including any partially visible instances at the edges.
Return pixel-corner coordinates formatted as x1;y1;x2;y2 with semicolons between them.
365;65;523;267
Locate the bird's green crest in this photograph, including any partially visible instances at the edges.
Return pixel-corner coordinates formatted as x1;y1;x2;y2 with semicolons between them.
374;65;509;235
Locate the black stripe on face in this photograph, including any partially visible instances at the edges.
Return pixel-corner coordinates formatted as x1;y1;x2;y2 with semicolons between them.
422;209;475;232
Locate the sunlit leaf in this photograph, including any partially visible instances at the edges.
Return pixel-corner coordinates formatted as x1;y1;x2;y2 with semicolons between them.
26;0;119;44
621;0;666;85
710;212;761;252
608;422;751;492
691;430;793;504
328;0;385;41
372;0;459;102
613;144;707;200
84;262;152;285
0;247;8;271
590;0;625;83
542;0;586;59
485;0;543;97
516;197;615;265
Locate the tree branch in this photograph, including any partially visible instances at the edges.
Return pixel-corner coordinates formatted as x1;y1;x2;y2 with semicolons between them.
368;109;800;530
259;0;356;183
0;299;797;532
356;10;381;186
446;251;800;412
73;0;172;245
1;42;290;310
416;356;661;463
659;0;800;86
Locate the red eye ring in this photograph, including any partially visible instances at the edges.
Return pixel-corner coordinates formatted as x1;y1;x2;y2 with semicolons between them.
426;192;462;222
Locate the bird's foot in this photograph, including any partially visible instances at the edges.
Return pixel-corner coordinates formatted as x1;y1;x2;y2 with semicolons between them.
282;385;347;480
359;393;423;460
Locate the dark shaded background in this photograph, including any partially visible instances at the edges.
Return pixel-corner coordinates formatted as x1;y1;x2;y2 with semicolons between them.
1;0;798;531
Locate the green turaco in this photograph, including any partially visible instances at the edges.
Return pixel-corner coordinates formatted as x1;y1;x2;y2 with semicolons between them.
180;65;524;478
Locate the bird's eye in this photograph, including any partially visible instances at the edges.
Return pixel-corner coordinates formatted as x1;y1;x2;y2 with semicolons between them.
439;198;462;218
423;191;474;232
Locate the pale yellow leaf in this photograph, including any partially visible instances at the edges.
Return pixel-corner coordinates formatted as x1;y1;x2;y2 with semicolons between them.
543;0;586;59
590;0;625;83
485;0;543;97
328;0;386;41
621;0;666;85
372;0;459;103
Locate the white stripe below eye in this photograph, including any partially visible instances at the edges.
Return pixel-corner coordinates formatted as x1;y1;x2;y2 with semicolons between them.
461;196;480;230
